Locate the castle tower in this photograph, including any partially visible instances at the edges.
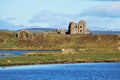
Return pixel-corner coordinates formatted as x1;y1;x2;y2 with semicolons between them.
68;20;89;34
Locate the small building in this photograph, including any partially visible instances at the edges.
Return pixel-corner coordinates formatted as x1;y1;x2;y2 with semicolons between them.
56;29;66;34
68;20;89;34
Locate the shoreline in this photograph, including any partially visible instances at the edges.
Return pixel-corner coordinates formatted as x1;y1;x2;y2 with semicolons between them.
0;60;120;67
1;62;120;70
0;50;120;66
1;62;120;67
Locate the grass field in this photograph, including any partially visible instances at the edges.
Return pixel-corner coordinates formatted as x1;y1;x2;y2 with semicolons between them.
0;50;120;66
0;31;119;50
0;31;119;66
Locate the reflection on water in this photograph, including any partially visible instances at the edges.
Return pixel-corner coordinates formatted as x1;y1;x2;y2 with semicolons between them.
0;63;120;80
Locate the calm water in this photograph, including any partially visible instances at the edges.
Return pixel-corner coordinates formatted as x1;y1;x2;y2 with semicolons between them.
0;50;61;55
0;63;120;80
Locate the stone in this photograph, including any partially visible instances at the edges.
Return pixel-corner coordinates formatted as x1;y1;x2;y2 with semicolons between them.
56;29;66;34
18;30;34;40
68;20;89;34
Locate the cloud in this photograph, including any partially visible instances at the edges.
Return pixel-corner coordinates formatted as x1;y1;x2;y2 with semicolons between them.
5;17;16;21
29;11;81;29
29;10;120;31
29;1;120;31
0;19;15;30
82;16;120;31
92;0;120;1
78;2;120;31
80;2;120;18
0;19;26;30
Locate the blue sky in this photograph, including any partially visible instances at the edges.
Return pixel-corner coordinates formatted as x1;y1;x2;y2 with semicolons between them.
0;0;120;30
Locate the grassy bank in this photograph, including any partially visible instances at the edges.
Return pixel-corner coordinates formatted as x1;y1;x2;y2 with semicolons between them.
0;31;119;66
0;31;119;50
0;50;120;66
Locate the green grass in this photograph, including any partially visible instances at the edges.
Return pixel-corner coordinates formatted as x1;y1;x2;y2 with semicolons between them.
1;38;18;49
0;32;119;50
0;32;119;66
16;34;119;50
0;50;120;66
0;32;18;50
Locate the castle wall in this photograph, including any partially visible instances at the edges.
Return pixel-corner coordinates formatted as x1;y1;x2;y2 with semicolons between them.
56;29;66;34
18;30;34;40
68;20;89;34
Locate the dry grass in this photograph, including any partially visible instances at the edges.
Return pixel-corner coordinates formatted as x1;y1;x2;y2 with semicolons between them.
0;32;119;50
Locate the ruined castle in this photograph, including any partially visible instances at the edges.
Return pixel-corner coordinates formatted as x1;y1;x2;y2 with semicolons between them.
18;20;90;39
68;20;89;34
18;30;34;40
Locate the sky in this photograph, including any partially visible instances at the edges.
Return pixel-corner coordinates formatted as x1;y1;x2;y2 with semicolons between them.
0;0;120;31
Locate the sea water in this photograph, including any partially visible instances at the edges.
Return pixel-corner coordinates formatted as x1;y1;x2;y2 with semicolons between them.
0;63;120;80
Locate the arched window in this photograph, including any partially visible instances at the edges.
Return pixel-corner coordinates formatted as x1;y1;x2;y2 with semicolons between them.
80;30;82;32
18;30;33;40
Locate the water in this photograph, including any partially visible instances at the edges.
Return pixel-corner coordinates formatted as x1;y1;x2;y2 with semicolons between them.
0;63;120;80
0;56;8;58
0;50;61;55
91;31;120;35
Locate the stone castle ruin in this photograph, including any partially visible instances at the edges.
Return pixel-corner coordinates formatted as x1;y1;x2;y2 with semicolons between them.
56;29;66;34
18;30;34;40
68;20;89;34
17;20;90;39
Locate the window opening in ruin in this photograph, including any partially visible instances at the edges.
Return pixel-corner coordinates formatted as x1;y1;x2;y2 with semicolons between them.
58;32;60;34
80;30;82;32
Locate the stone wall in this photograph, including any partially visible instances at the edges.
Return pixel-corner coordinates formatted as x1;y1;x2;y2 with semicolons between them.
56;29;66;34
18;30;34;40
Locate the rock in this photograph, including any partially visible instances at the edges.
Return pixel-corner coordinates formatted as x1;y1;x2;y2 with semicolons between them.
61;48;74;54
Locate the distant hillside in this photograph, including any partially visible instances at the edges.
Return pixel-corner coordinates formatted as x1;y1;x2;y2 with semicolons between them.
0;29;9;32
16;28;57;33
0;27;119;35
17;28;120;34
91;31;120;35
17;28;120;35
